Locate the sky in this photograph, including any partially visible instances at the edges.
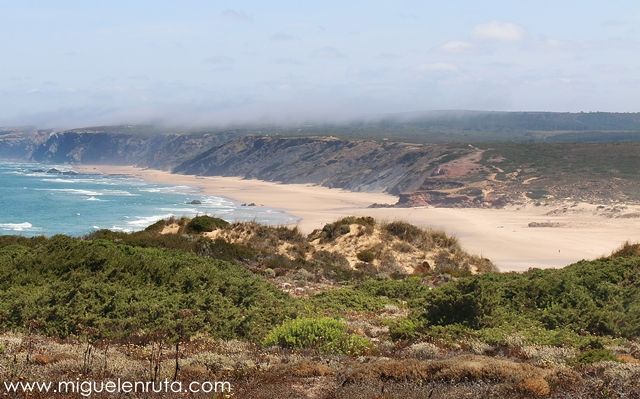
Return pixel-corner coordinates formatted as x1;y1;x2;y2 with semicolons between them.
1;0;639;127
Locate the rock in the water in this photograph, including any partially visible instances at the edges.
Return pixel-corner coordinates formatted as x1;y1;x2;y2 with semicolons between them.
188;200;202;205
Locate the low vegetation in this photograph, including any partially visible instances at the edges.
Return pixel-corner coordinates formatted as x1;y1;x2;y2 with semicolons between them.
0;219;638;397
263;317;371;355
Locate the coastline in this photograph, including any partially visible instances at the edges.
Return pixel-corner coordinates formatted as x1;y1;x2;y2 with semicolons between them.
76;164;640;272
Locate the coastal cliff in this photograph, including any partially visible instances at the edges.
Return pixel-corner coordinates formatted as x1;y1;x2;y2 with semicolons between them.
4;127;640;208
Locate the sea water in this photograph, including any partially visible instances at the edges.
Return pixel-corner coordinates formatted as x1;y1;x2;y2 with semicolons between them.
0;161;298;236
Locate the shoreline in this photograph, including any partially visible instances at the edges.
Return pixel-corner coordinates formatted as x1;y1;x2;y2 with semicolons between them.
75;164;640;272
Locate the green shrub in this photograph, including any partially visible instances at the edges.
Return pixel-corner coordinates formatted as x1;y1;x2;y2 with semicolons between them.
575;348;618;364
185;215;229;233
356;249;376;263
416;255;640;344
308;288;390;313
388;318;421;341
263;317;371;355
144;219;168;233
0;237;297;341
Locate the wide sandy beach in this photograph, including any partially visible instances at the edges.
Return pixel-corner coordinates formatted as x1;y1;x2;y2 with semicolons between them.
77;164;640;272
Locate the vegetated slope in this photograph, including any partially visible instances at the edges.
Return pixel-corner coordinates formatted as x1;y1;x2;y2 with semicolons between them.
5;119;640;207
248;111;640;143
0;235;297;340
176;136;640;206
480;142;640;205
193;216;495;276
398;243;640;344
1;225;639;397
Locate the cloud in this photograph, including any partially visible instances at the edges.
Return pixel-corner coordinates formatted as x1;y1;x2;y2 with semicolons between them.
417;62;458;72
271;32;296;42
274;57;304;66
220;9;250;22
314;46;345;59
204;56;235;66
377;52;402;60
473;21;525;42
440;40;472;53
204;56;235;71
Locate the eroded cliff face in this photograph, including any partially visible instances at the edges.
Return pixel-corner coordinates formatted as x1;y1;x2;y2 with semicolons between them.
15;130;505;207
8;129;632;208
28;128;238;169
0;129;50;160
173;135;478;195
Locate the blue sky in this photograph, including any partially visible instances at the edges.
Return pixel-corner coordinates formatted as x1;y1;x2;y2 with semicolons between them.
1;0;639;127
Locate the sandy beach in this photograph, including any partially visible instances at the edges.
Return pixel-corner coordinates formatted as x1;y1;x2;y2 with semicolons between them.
77;164;640;272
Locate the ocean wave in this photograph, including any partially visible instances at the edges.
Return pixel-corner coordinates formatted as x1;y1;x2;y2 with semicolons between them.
200;197;235;207
36;188;102;196
86;196;105;201
0;222;34;231
109;226;133;233
126;213;175;228
43;178;120;185
35;188;137;196
157;207;198;213
139;185;198;194
101;189;138;196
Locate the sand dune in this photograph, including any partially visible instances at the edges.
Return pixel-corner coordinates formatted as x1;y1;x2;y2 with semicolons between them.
76;165;640;272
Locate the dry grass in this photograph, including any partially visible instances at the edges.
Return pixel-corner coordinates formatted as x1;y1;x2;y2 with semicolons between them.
4;333;640;398
336;355;567;397
610;241;640;258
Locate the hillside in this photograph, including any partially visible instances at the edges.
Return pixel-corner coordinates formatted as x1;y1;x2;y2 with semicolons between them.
174;135;477;195
0;220;639;398
29;128;239;169
273;111;640;143
3;118;640;207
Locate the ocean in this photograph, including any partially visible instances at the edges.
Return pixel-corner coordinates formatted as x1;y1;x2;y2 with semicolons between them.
0;161;298;236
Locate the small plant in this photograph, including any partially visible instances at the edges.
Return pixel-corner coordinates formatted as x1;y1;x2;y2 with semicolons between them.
311;216;375;242
144;219;168;233
384;221;423;242
356;249;376;263
185;215;229;233
575;348;619;364
388;318;421;341
263;317;371;355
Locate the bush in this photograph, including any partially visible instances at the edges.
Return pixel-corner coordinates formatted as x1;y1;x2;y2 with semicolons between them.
610;241;640;258
384;221;423;242
185;215;229;233
389;318;421;341
308;288;390;313
311;216;375;242
575;348;619;364
263;317;371;355
0;237;297;341
418;255;640;339
356;249;376;263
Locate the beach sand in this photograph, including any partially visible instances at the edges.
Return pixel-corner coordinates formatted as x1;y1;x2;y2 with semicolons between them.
76;164;640;272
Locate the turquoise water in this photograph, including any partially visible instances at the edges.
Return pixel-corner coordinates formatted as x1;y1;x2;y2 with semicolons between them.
0;161;298;236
